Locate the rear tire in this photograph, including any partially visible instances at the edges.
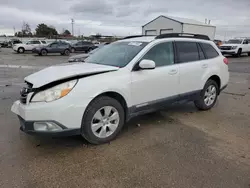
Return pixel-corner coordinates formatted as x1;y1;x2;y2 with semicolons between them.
71;48;76;53
81;96;125;145
248;52;250;56
194;80;219;111
64;49;70;56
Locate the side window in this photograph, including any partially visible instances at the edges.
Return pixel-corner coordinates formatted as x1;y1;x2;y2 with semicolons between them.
175;41;199;63
243;39;249;44
50;43;58;47
32;41;41;44
200;43;219;59
41;41;46;44
142;42;174;67
197;43;205;60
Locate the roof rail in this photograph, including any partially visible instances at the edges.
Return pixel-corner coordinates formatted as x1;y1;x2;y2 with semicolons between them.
155;33;210;40
122;35;155;39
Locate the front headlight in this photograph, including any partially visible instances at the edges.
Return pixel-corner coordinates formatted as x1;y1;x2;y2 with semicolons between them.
31;79;78;102
231;46;238;49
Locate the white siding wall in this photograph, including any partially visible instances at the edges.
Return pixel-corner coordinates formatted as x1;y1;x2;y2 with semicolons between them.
182;24;216;40
142;16;182;35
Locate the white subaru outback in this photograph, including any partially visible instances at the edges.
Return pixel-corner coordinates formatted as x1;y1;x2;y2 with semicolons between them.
11;33;229;144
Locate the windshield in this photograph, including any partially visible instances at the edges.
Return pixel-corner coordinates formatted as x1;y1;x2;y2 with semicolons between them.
85;41;148;67
227;39;243;44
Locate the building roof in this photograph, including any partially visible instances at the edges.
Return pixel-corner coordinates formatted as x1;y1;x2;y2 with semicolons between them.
142;15;215;28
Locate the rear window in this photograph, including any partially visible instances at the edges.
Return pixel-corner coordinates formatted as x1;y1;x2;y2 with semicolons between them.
175;41;199;63
200;43;219;59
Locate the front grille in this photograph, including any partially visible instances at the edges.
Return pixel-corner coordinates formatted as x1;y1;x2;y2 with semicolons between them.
20;82;33;104
220;46;232;50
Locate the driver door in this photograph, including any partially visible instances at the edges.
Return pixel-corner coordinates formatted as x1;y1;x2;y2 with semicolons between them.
131;42;180;111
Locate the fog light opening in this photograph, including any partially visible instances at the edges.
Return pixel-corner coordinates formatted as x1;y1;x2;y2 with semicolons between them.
34;122;63;132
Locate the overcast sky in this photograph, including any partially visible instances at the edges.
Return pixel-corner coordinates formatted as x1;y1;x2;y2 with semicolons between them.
0;0;249;39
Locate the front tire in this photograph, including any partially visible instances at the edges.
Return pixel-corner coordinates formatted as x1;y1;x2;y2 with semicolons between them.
194;80;219;111
81;96;125;145
41;49;47;56
236;48;242;57
17;47;25;53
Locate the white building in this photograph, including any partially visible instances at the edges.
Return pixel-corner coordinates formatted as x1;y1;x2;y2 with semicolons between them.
142;15;216;40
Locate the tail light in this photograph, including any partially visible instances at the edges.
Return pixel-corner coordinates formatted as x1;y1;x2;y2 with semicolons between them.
223;57;229;65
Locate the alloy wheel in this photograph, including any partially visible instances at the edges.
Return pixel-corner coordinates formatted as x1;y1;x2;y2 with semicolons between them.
91;106;120;138
204;85;217;106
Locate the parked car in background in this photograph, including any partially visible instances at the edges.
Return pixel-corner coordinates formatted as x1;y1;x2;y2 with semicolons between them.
32;41;72;56
0;39;22;48
0;41;9;48
213;39;222;47
68;42;110;62
13;40;46;53
71;41;95;53
219;38;250;57
11;33;229;144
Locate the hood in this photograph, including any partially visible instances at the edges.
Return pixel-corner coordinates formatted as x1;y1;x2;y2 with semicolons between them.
69;53;89;59
220;43;239;47
25;63;119;88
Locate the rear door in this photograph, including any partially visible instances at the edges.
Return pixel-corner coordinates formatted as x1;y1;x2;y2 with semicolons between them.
82;42;89;51
26;41;36;50
49;42;59;53
175;41;204;95
75;42;82;51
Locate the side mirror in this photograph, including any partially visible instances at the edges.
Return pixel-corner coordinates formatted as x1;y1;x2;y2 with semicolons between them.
139;59;156;70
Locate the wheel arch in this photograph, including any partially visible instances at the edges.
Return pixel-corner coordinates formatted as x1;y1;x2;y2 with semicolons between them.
41;48;48;52
18;46;25;50
206;75;221;93
84;91;129;122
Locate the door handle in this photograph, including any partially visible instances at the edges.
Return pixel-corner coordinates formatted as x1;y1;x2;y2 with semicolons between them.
202;64;208;68
169;69;177;75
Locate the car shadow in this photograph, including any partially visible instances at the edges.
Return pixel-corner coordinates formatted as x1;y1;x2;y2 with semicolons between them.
30;102;198;150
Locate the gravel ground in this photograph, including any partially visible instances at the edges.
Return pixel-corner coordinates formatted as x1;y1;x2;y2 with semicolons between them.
0;48;250;188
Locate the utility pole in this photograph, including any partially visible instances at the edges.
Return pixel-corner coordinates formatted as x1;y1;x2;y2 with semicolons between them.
13;26;16;36
71;18;74;36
